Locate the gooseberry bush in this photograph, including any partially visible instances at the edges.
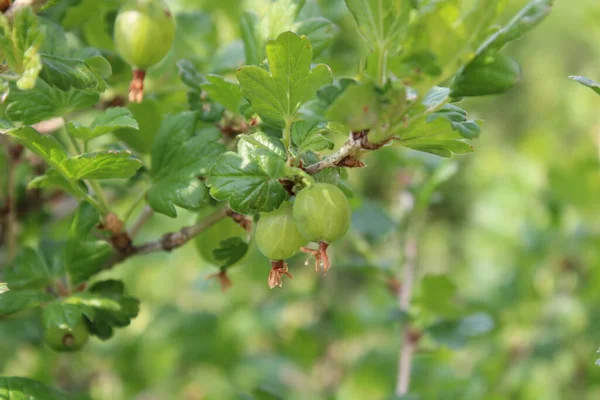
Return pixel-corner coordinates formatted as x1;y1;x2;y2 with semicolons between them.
0;0;551;397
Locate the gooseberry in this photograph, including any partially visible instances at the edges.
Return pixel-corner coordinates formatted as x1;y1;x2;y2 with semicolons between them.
293;183;351;244
44;316;89;352
114;0;175;102
255;202;308;260
194;212;248;266
114;0;175;70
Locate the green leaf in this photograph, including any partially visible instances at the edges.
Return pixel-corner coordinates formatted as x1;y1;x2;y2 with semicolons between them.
345;0;410;50
66;280;140;340
570;76;600;96
0;290;53;316
207;151;288;215
67;107;138;140
39;53;108;92
4;126;69;170
4;247;52;290
28;169;84;198
200;74;244;113
0;8;44;90
450;0;552;96
213;237;250;269
396;98;480;157
177;59;204;88
63;151;143;180
42;302;85;329
64;203;112;285
291;122;333;155
148;112;226;218
237;131;287;174
427;313;495;349
295;17;338;57
351;200;396;243
417;274;459;317
6;79;99;124
113;99;162;154
176;60;226;123
0;377;66;400
237;31;332;127
451;53;521;97
325;81;380;131
473;0;552;57
85;55;112;78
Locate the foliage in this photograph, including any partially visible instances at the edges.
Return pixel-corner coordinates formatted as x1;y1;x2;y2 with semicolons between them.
2;0;599;399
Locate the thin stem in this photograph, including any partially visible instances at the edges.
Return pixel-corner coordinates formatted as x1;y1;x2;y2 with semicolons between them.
129;206;153;238
103;207;229;269
283;118;292;151
376;46;388;87
123;186;149;223
89;180;110;214
395;231;418;396
60;125;110;215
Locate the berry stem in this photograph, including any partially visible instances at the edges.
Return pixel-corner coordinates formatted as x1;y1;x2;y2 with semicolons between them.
129;69;147;103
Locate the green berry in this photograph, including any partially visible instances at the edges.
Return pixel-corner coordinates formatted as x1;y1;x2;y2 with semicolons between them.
114;0;176;69
255;202;308;260
293;183;351;243
44;316;89;353
195;212;248;266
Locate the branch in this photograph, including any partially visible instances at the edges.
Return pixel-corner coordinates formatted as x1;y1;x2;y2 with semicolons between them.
304;130;387;175
103;208;229;269
395;232;419;397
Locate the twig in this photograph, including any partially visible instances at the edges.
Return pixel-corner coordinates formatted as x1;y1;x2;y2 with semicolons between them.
395;232;419;396
129;205;153;238
103;208;229;269
304;130;386;175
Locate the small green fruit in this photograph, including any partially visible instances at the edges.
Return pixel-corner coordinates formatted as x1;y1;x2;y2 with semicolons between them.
293;183;351;243
44;317;89;352
256;202;308;260
114;0;176;69
195;213;248;266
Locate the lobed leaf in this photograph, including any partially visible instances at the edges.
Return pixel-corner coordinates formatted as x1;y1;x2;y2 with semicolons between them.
237;31;332;127
148;112;226;218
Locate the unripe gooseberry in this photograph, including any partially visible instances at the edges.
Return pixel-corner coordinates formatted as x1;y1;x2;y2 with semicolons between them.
293;183;351;243
114;0;176;70
255;202;308;260
44;317;89;352
194;212;248;266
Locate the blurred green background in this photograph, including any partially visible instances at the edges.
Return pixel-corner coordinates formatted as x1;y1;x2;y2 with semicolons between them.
2;0;600;399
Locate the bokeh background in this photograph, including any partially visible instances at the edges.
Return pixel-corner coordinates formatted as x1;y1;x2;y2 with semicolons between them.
1;0;600;399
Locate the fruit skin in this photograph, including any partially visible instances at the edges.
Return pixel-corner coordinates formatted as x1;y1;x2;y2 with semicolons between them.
194;212;248;266
44;317;89;352
114;0;176;69
293;183;351;243
256;202;308;260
